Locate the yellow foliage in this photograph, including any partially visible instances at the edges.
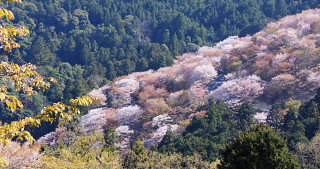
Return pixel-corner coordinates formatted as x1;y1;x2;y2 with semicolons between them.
42;150;122;169
0;9;14;20
0;158;8;168
41;132;122;169
231;60;243;70
0;0;28;52
70;95;102;107
285;100;302;114
0;94;101;167
135;151;213;168
177;119;191;133
0;26;30;52
0;0;103;167
210;159;221;169
0;0;22;3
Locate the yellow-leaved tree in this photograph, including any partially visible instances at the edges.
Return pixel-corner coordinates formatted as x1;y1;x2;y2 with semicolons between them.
0;0;101;167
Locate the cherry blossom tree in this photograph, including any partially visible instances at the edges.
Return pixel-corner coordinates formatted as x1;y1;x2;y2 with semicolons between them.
114;77;140;92
115;125;134;151
151;114;173;128
187;64;218;87
79;108;118;133
272;53;289;66
138;85;168;104
0;142;42;168
264;73;296;102
307;71;320;87
215;36;243;54
144;124;178;149
108;77;140;108
212;75;264;105
117;105;143;125
136;70;163;88
36;127;69;147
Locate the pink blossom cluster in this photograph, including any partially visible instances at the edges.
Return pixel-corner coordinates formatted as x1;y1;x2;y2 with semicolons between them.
212;75;264;105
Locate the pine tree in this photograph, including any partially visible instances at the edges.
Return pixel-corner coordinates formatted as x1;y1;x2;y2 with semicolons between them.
275;0;288;18
266;103;284;130
235;102;255;131
158;99;237;162
28;37;56;66
107;61;117;80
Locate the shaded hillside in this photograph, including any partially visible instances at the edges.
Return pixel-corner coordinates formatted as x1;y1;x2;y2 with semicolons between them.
78;9;320;149
3;1;319;133
6;0;320;81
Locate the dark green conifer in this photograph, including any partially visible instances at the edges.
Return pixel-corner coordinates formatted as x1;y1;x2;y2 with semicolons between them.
219;124;300;169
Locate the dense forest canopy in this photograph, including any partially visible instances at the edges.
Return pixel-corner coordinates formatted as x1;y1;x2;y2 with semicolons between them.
6;0;320;80
2;0;320;168
0;0;317;140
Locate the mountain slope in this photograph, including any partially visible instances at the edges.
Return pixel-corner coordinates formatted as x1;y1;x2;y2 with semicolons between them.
80;8;320;149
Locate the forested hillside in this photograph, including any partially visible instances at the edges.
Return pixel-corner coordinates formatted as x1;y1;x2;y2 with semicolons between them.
28;8;320;168
0;0;317;123
1;0;319;137
7;0;320;80
2;0;320;168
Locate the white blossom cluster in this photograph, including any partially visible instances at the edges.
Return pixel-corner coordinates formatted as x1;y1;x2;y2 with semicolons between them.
301;23;311;34
88;85;110;106
180;54;205;64
109;90;132;108
278;28;298;45
233;37;253;50
117;105;142;125
225;70;249;80
212;75;264;105
259;45;268;52
116;125;134;135
188;64;218;86
108;78;141;108
0;142;42;168
215;36;242;53
79;108;109;133
271;73;295;83
115;125;134;151
196;46;216;56
296;37;316;50
114;78;140;93
151;114;173;128
272;53;288;66
166;90;184;105
144;124;178;149
307;71;320;87
36;127;68;146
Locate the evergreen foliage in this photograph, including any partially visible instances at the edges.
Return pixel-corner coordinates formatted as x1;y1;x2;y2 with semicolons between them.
2;0;320;166
6;0;319;81
280;88;320;150
158;99;238;162
266;103;283;130
219;124;300;169
1;0;319;142
235;102;255;131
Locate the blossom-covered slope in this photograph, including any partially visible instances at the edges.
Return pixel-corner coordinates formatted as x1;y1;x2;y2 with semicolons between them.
80;9;320;148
